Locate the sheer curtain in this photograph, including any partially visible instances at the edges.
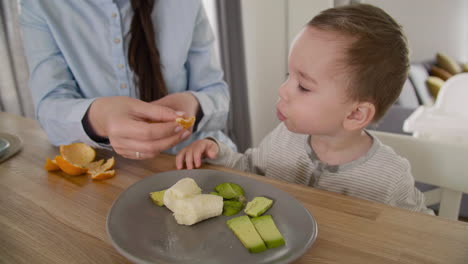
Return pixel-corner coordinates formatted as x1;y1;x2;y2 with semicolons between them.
0;0;33;118
213;0;252;152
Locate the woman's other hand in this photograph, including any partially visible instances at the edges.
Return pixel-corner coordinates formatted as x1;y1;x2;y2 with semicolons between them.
87;96;191;159
175;139;219;170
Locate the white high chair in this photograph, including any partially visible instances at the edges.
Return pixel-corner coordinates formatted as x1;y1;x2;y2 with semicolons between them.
434;72;468;118
380;73;468;220
372;130;468;220
403;73;468;142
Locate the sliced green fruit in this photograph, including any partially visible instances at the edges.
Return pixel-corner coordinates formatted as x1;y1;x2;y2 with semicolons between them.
214;182;245;200
226;215;267;253
222;200;243;216
251;215;285;248
244;197;273;217
149;190;166;206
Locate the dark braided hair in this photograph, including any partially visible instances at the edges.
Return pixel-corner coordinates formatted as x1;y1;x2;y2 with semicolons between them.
128;0;167;102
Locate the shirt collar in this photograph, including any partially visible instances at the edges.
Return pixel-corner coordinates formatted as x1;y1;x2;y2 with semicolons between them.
304;130;381;172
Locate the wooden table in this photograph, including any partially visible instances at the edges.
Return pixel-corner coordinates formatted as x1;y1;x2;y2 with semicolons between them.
1;111;467;264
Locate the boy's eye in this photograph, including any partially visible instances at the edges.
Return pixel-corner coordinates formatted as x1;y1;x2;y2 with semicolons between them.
298;85;309;92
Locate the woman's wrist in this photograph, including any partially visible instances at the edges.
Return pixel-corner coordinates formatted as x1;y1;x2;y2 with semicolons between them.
193;105;204;131
82;99;110;143
82;108;110;143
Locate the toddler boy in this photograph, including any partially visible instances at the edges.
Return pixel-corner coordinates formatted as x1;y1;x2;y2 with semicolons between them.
176;4;432;214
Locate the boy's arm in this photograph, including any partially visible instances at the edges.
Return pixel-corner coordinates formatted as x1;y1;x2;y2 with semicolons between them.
388;165;435;215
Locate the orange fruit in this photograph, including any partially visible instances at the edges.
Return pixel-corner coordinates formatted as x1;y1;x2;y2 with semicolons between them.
176;116;196;129
44;158;60;171
91;169;116;180
59;143;96;166
55;155;88;176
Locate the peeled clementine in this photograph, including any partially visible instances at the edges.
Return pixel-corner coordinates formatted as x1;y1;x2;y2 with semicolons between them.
176;116;196;129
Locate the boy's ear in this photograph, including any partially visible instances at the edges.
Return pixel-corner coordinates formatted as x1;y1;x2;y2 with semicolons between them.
343;102;375;130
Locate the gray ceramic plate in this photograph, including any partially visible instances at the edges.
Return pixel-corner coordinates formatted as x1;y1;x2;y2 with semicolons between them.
107;169;317;264
0;138;10;157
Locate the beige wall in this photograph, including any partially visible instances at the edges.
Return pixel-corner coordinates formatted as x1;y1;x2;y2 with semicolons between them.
241;0;288;146
367;0;468;62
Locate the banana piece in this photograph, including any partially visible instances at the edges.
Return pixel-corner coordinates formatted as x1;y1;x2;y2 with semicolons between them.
173;194;223;226
164;178;202;213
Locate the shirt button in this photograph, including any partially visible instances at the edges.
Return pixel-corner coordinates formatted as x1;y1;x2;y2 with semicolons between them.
114;38;121;44
112;13;117;18
117;64;124;69
120;83;127;89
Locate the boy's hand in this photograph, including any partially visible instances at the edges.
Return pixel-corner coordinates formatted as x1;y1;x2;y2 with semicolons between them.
176;139;219;170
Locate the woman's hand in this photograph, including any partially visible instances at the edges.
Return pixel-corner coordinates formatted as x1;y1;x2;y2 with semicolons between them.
151;92;200;130
175;139;219;170
87;96;191;159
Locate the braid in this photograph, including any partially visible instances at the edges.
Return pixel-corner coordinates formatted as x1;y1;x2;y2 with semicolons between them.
128;0;167;102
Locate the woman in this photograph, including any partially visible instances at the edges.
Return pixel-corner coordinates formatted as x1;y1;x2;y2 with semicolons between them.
19;0;235;159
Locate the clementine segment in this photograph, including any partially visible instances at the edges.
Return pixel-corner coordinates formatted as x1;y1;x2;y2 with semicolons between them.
176;116;196;129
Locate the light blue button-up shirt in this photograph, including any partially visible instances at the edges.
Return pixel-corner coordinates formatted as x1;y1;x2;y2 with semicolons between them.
19;0;236;154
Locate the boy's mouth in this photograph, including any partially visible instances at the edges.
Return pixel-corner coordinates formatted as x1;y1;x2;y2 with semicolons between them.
276;108;286;121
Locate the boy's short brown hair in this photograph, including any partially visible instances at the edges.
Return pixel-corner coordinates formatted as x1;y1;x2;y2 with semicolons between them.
308;4;409;121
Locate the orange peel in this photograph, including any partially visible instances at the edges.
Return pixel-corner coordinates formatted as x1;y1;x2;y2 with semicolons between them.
176;116;196;129
59;143;96;166
85;159;105;171
44;158;60;171
88;157;115;176
45;143;116;180
91;169;116;180
55;155;88;176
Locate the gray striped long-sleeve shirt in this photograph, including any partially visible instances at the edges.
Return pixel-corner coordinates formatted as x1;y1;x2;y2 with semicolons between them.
208;123;433;214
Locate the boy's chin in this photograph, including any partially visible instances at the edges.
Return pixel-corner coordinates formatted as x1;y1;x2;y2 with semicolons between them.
282;121;305;134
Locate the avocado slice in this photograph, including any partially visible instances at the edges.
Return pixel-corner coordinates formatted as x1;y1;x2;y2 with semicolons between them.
226;215;267;253
251;215;285;248
214;182;245;201
244;197;273;217
149;190;166;206
222;200;244;216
